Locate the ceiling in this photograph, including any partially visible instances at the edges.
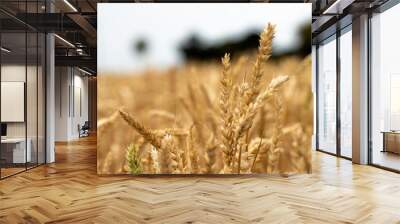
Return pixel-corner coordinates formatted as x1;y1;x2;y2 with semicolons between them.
0;0;393;74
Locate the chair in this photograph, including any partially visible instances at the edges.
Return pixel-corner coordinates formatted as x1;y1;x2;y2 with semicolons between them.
79;121;90;138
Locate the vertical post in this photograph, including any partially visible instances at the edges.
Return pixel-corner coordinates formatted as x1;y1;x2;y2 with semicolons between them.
352;14;369;164
316;45;320;151
312;45;318;151
336;29;341;157
0;25;2;179
25;3;28;170
46;0;55;163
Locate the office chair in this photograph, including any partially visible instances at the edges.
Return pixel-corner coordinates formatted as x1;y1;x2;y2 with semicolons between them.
79;121;90;138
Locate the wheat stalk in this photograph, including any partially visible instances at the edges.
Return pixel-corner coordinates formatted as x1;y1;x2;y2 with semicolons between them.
188;125;199;173
204;134;218;174
219;53;237;173
97;110;119;131
266;92;284;173
231;75;288;170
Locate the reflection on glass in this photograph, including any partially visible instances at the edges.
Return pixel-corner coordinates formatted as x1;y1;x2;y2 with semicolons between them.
340;29;352;158
0;1;47;179
27;31;38;168
371;3;400;171
38;33;46;165
318;36;337;154
1;32;27;177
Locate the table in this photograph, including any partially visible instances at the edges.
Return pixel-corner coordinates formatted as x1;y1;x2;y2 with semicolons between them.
381;131;400;154
1;138;31;164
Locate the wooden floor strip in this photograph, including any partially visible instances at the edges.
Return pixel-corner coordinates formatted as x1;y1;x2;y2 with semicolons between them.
0;135;400;223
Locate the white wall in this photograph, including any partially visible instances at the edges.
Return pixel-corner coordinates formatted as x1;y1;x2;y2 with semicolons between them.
1;65;38;138
55;66;69;141
1;63;46;164
55;67;89;141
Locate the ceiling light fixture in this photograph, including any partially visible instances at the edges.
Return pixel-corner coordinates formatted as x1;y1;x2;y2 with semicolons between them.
322;0;354;15
63;0;78;12
1;47;11;53
78;67;93;76
54;34;75;48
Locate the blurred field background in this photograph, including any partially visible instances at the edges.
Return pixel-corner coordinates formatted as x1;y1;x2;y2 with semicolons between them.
97;3;312;175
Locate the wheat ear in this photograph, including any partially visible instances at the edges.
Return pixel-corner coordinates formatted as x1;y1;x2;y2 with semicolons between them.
234;76;289;158
126;144;142;174
247;23;276;102
219;53;235;173
158;134;174;173
150;146;160;173
119;109;162;149
143;147;155;173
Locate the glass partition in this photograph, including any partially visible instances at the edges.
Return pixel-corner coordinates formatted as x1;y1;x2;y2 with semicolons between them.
0;2;46;179
38;32;45;165
27;30;38;169
1;31;28;177
371;3;400;171
339;27;352;158
317;35;337;154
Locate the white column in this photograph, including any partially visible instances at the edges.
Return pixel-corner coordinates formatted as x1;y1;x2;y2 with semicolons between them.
46;32;55;163
312;45;317;151
352;14;369;164
45;0;56;163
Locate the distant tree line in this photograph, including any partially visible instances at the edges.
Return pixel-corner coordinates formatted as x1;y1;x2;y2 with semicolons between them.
179;24;311;61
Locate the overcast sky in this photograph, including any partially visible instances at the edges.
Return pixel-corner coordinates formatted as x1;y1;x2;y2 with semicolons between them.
98;3;311;74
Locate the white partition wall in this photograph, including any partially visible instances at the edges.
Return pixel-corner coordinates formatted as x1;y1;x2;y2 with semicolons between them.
54;67;89;141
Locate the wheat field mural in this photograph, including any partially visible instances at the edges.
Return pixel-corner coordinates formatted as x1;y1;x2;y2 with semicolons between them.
97;4;312;175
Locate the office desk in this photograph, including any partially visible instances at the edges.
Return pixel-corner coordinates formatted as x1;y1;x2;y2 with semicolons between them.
1;138;31;163
381;131;400;154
